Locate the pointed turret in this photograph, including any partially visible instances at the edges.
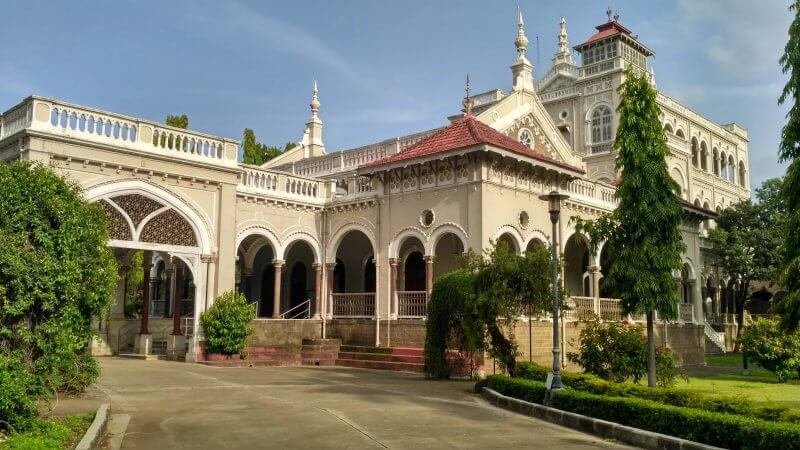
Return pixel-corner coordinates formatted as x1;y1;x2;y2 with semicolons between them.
302;79;325;157
510;8;534;92
551;18;574;65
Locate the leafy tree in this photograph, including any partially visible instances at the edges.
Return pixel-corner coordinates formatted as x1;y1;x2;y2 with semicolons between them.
461;242;554;377
575;68;684;387
739;317;800;382
165;114;189;129
777;1;800;331
0;161;117;431
242;128;296;165
200;291;255;356
709;191;783;349
423;270;474;379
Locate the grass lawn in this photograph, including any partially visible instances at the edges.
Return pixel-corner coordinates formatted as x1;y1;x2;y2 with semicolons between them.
675;354;800;410
0;414;94;450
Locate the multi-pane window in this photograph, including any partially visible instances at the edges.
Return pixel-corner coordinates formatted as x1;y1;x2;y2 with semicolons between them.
591;106;613;143
582;41;617;66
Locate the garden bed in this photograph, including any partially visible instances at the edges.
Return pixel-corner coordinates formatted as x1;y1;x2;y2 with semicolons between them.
0;413;94;449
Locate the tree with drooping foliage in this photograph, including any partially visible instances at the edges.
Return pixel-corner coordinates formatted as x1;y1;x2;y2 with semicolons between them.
0;161;117;431
242;128;296;166
165;114;189;129
776;1;800;332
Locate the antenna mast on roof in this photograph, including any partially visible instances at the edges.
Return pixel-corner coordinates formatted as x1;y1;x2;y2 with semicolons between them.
463;74;474;116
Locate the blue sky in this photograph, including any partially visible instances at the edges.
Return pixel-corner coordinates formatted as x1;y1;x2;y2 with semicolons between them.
0;1;791;190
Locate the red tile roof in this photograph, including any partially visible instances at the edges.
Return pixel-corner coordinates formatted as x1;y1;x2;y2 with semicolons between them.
575;21;632;48
361;115;583;174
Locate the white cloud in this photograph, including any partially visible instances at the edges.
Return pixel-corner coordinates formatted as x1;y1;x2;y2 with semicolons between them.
195;1;363;84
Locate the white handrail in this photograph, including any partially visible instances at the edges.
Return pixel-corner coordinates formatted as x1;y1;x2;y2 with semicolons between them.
280;299;311;319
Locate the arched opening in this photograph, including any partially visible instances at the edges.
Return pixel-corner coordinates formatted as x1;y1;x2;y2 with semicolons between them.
238;235;277;318
525;238;546;254
691;138;699;168
404;252;426;291
564;234;590;297
670;167;686;199
598;243;618;298
675;128;685;139
331;229;376;318
151;260;170;317
700;142;709;171
712;147;720;176
728;155;736;183
283;239;316;316
680;264;692;304
432;232;465;280
496;233;520;254
738;161;746;187
664;123;674;134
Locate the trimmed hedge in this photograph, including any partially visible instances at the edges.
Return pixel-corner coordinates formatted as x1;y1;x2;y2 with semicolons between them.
485;375;800;450
516;361;800;423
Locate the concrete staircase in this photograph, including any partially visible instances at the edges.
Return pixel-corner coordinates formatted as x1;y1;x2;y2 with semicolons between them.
335;346;425;373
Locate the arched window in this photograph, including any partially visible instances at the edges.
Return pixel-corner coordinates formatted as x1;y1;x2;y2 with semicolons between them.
691;138;699;168
675;128;685;139
720;151;728;179
738;161;746;187
664;123;674;134
728;155;736;183
712;148;720;176
700;142;708;171
591;105;613;143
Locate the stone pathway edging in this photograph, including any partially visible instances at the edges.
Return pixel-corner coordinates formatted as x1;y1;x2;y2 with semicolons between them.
482;388;722;450
74;403;110;450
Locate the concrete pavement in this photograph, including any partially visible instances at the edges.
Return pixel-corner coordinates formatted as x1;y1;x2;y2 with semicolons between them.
90;357;631;449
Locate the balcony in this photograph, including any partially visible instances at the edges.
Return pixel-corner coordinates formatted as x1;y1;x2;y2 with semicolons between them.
0;96;239;168
238;165;332;204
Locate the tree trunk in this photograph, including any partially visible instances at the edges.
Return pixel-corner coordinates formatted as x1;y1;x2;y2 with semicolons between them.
733;281;749;352
488;323;516;378
647;310;656;388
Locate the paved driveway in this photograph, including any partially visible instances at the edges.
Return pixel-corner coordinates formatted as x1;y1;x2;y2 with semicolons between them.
91;358;630;449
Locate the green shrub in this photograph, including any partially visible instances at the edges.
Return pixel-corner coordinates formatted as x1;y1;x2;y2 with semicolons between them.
0;162;117;432
566;319;679;386
515;361;800;424
738;318;800;382
200;291;255;355
484;375;800;450
0;413;94;449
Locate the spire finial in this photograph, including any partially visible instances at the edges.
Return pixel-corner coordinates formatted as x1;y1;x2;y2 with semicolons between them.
606;6;613;22
463;74;474;116
558;17;569;55
515;7;529;59
310;79;320;118
613;10;620;22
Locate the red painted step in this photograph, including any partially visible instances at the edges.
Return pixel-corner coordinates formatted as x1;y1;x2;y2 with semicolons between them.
337;351;423;364
335;358;424;373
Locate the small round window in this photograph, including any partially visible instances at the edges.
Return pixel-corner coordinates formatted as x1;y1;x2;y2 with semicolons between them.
559;110;568;120
519;211;530;229
420;209;435;228
519;129;533;148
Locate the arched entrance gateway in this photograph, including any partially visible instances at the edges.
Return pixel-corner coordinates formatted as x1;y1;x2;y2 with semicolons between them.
328;228;377;318
86;181;212;360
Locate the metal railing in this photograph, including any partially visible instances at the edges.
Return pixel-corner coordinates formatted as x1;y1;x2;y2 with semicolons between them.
115;320;140;353
331;293;375;318
398;291;427;318
181;317;194;336
280;299;311;319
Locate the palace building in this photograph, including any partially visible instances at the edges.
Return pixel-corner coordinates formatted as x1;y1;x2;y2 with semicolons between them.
0;12;748;364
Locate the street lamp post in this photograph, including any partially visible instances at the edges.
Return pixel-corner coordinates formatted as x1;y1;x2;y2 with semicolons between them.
539;190;569;401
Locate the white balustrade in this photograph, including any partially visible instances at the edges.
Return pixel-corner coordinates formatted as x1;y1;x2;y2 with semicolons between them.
565;296;596;321
398;291;427;318
0;96;238;168
331;293;375;318
599;298;624;321
238;165;328;203
565;178;619;208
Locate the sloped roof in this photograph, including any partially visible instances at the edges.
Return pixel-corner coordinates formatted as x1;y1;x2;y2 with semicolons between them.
574;20;653;56
361;115;583;174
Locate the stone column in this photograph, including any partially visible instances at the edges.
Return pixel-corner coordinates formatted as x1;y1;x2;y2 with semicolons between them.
326;262;336;319
272;260;284;319
389;258;398;319
140;254;153;335
242;267;253;301
425;255;434;296
588;265;601;317
692;279;703;324
313;263;323;319
172;263;184;336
